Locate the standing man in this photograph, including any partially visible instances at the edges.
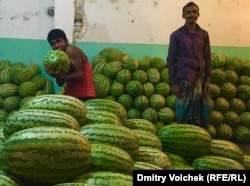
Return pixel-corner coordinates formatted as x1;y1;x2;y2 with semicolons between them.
45;28;96;101
167;2;212;129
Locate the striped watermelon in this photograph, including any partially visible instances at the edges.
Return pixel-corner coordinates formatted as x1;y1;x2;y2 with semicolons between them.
93;73;111;98
147;68;161;84
73;171;133;186
133;161;163;170
20;94;87;126
0;126;91;185
192;155;245;170
138;56;151;71
86;110;122;125
0;83;18;98
80;123;139;159
89;143;134;175
43;50;71;74
132;129;162;150
117;94;134;110
84;98;127;124
4;109;80;138
0;170;24;186
207;139;244;163
157;124;212;157
103;61;123;78
133;146;172;170
18;81;38;97
3;96;21;112
124;118;156;134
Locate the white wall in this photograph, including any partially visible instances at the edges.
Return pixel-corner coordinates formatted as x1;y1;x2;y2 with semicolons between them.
0;0;250;46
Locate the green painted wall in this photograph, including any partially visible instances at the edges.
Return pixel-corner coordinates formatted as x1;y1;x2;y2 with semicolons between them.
1;38;250;64
1;38;250;91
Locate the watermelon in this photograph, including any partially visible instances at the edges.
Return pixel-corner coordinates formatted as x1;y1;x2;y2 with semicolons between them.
133;146;172;170
232;125;250;144
0;127;91;185
117;94;134;110
20;94;87;126
99;47;127;62
237;75;250;86
132;129;162;150
125;80;143;97
224;69;238;85
142;107;158;123
191;155;245;170
154;82;171;97
211;69;226;85
158;107;175;124
124;118;157;134
142;82;155;97
211;53;226;69
43;50;71;74
147;68;161;84
89;143;134;175
132;69;148;84
138;56;151;71
3;109;80;138
0;170;24;186
216;123;233;140
73;171;133;186
165;95;176;111
236;85;250;101
223;111;240;127
229;98;246;115
84;98;127;124
213;97;229;113
224;55;242;73
80;123;139;159
133;161;163;170
127;108;142;119
240;112;250;128
219;82;236;100
207;139;244;163
123;56;139;72
150;57;166;71
164;151;189;166
110;82;124;98
116;69;132;84
86;110;122;125
93;73;111;98
209;83;220;100
210;110;224;126
133;95;149;111
103;61;123;78
18;81;38;97
157;124;212;157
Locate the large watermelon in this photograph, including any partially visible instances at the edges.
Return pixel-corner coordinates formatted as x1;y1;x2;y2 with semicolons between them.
43;50;71;74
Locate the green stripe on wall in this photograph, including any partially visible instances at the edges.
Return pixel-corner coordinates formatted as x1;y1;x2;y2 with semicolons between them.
1;38;250;65
1;38;250;92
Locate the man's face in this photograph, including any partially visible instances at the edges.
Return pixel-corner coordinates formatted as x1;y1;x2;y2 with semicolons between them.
50;38;68;51
182;5;200;24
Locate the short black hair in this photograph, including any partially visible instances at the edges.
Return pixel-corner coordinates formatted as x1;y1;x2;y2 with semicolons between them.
47;29;67;43
182;1;199;13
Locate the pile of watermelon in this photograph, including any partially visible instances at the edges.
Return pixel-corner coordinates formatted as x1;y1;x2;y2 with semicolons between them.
0;60;56;125
0;95;249;185
90;48;250;144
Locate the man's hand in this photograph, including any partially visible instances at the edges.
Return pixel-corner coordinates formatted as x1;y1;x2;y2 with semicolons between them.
44;66;62;79
173;84;182;98
203;82;210;95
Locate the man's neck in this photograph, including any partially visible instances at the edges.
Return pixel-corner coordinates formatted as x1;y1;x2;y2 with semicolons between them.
186;23;197;32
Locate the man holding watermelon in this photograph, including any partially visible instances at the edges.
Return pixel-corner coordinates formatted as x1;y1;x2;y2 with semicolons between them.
44;28;96;101
167;2;212;129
